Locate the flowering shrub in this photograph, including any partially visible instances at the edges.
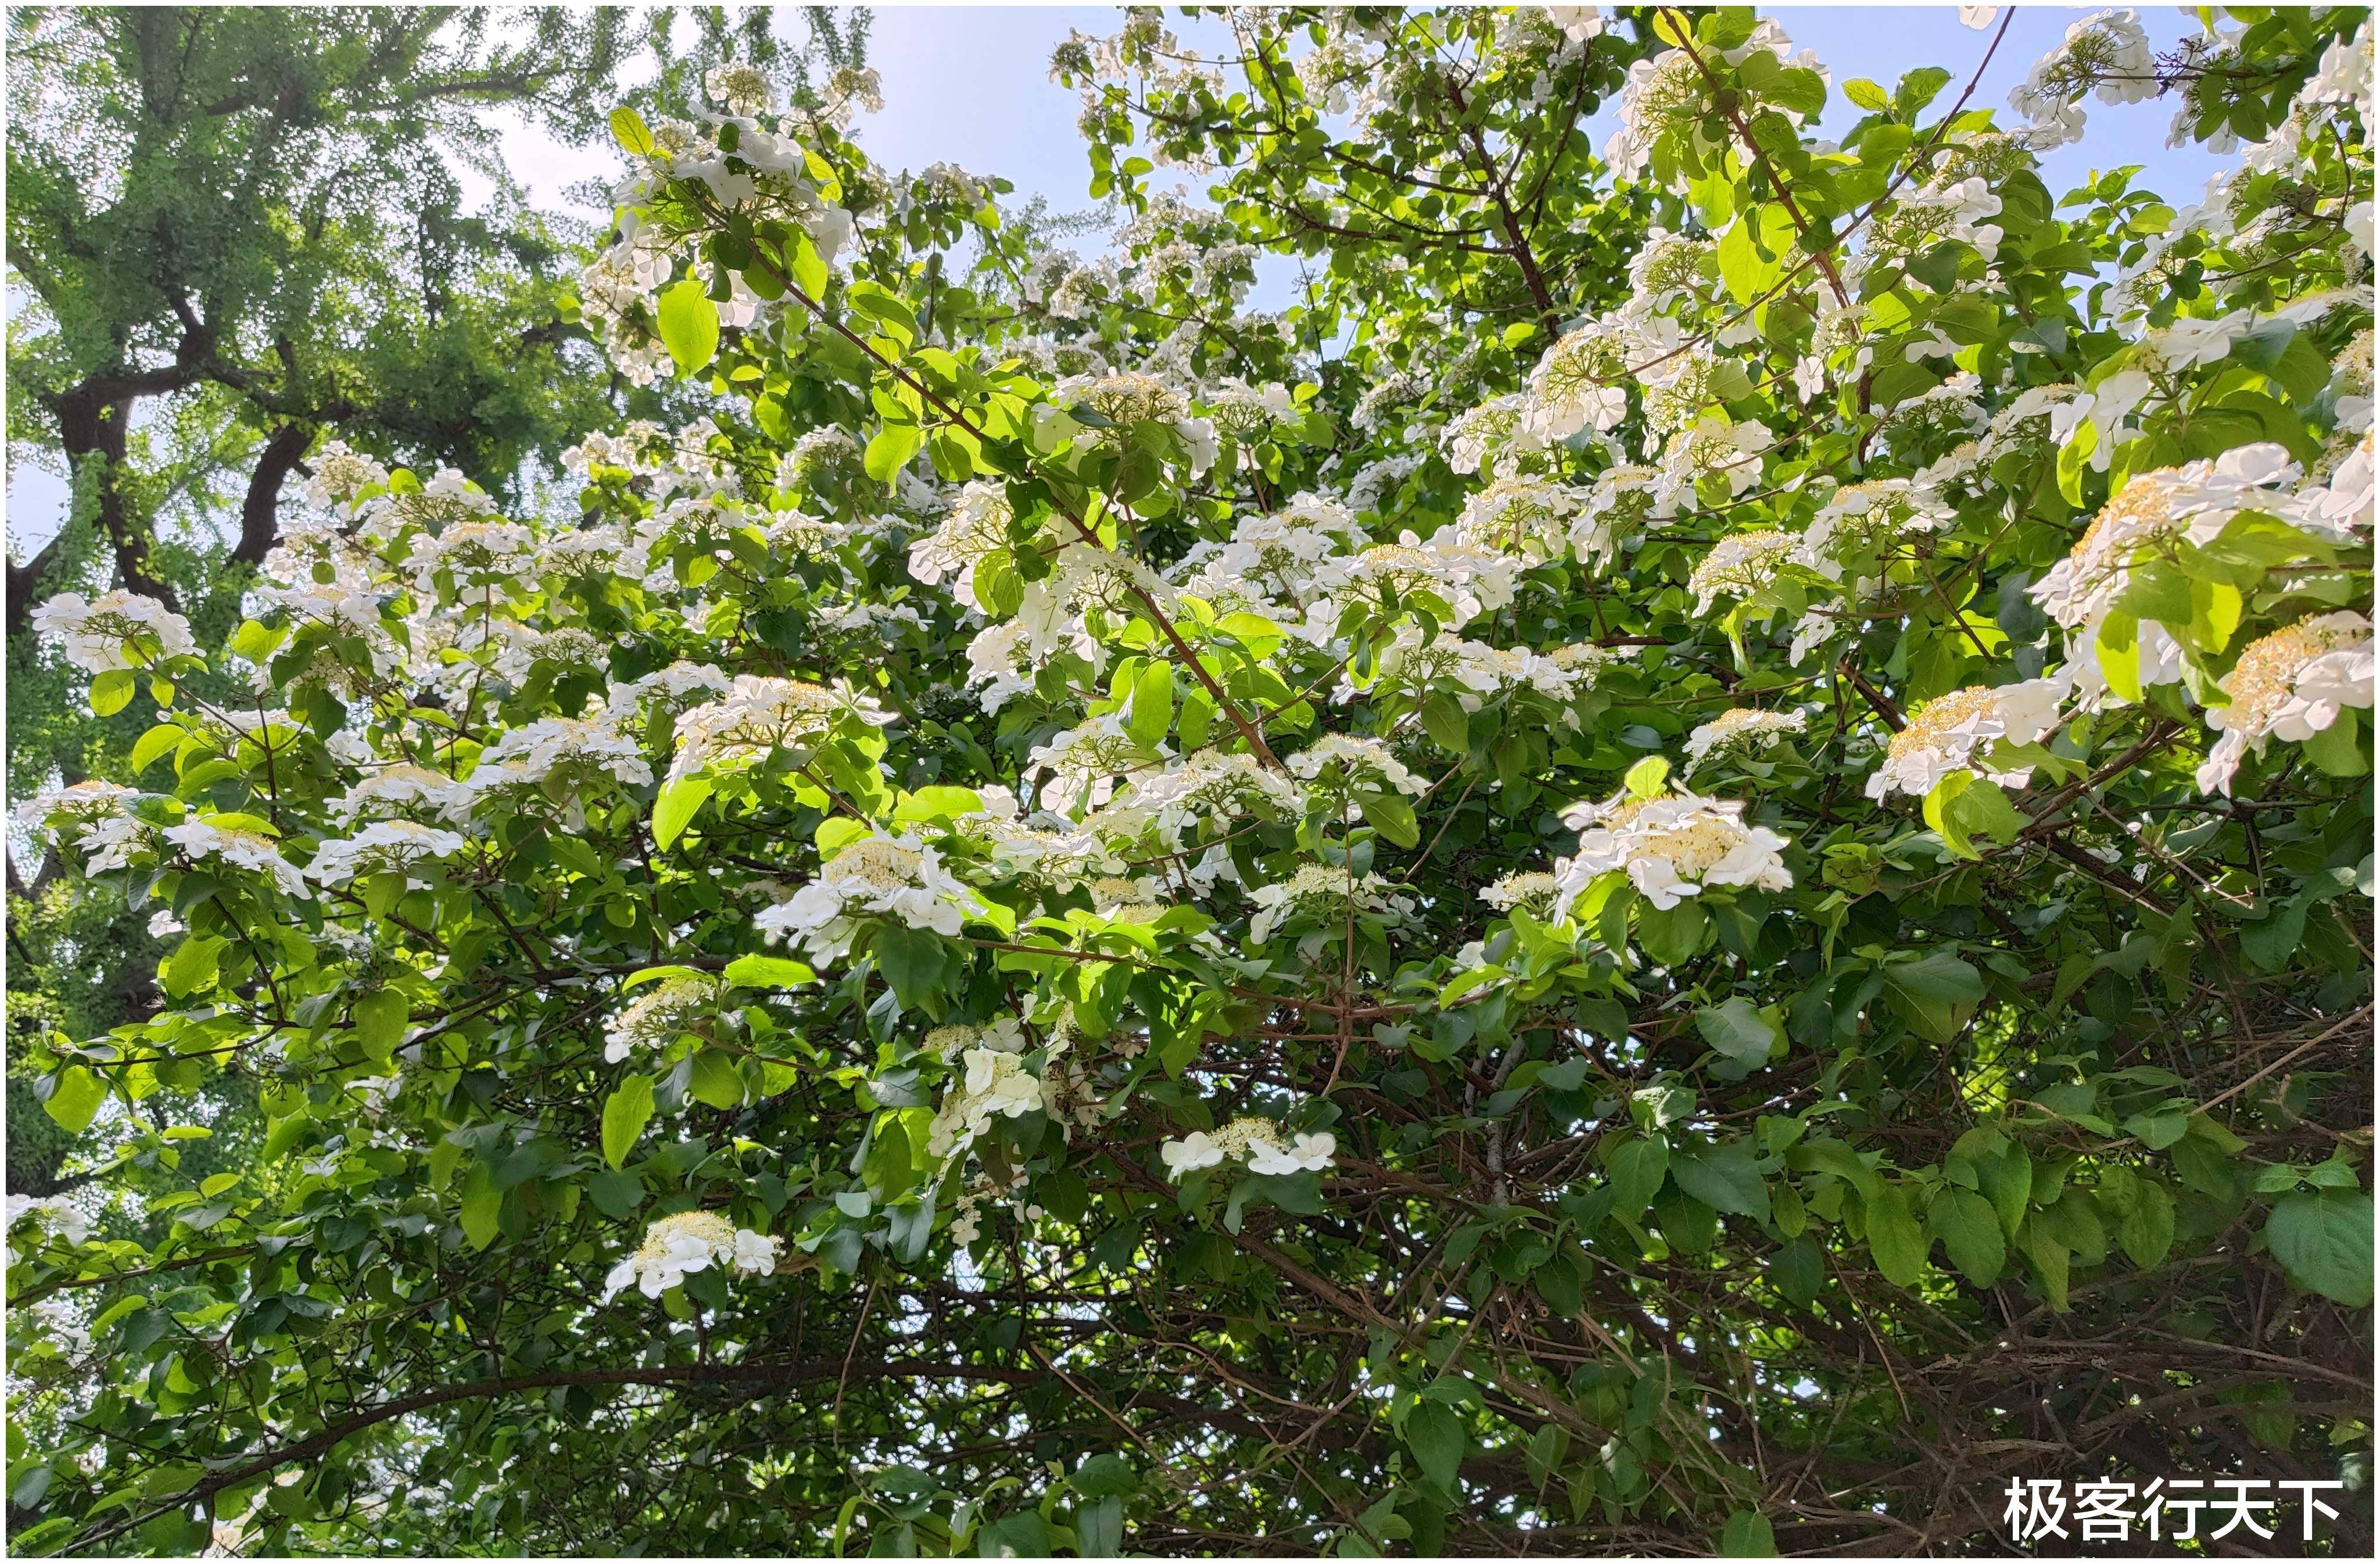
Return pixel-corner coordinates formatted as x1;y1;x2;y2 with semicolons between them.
8;7;2373;1556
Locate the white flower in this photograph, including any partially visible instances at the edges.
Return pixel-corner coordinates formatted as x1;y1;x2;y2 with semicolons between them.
1524;327;1628;439
906;481;1016;611
1447;474;1589;563
306;820;468;886
1657;416;1772;513
1246;862;1413;943
2009;9;2155;147
1247;1132;1338;1177
925;1047;1051;1162
459;715;653;818
2197;614;2376;795
604;975;724;1064
1684;708;1808;771
2032;445;2340;706
1159;1130;1228;1175
1159;1116;1335;1180
1481;871;1562;915
1288;734;1426;796
1865;680;2066;800
1687;529;1798;614
1026;713;1165;813
1548;6;1604;43
1555;788;1792;914
1094;751;1305;850
12;779;138;843
755;832;981;962
606;662;734;722
1796;479;1955;581
328;765;471;826
601;1210;780;1301
162;819;310;897
667;677;886;785
31;590;197;674
705;62;776;116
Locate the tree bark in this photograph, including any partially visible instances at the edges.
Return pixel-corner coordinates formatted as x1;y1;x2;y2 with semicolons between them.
231;423;316;569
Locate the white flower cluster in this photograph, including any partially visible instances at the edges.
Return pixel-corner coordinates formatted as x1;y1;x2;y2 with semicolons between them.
754;832;980;961
1684;708;1809;771
1246;862;1413;943
601;1210;780;1301
164;818;310;899
668;677;887;785
604;975;724;1063
925;1047;1052;1162
1286;734;1426;797
2008;8;2157;149
1160;1116;1337;1179
2033;445;2359;708
1865;681;2066;800
2198;613;2377;794
30;591;198;674
306;819;469;887
1555;788;1793;912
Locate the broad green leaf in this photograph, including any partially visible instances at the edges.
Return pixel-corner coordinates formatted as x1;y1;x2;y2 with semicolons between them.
653;776;712;850
42;1066;107;1134
723;954;816;989
1404;1400;1465;1489
2265;1190;2372;1307
656;279;720;377
1863;1182;1929;1287
459;1165;502;1250
1929;1187;2005;1286
601;1075;657;1170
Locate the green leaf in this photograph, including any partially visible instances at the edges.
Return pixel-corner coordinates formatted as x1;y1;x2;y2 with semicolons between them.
688;1049;745;1110
653;776;712;850
601;1075;657;1170
1607;1135;1670;1218
786;234;828;299
608;105;655;155
872;924;951;1011
459;1164;502;1250
1671;1144;1771;1222
2114;1177;2175;1269
1633;898;1707;967
865;421;923;484
1883;950;1983;1044
1923;771;2024;860
1419;693;1469;754
1721;1511;1779;1557
130;723;184;774
89;668;135;716
1404;1400;1465;1488
2265;1190;2372;1307
1126;661;1174;747
353;987;407;1065
1359;789;1419;849
1863;1182;1929;1287
1929;1187;2005;1286
1694;997;1781;1071
42;1066;107;1134
1071;1453;1136;1498
723;954;816;989
655;280;720;377
588;1168;646;1221
162;935;225;999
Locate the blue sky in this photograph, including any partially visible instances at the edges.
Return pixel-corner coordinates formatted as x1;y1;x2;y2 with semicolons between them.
6;5;2238;556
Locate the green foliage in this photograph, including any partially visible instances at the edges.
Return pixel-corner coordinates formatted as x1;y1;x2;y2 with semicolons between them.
6;6;2374;1559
